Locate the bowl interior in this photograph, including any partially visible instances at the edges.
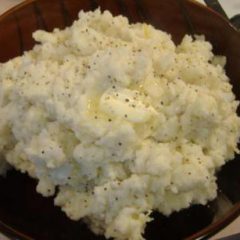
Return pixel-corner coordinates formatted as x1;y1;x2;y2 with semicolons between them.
0;0;240;240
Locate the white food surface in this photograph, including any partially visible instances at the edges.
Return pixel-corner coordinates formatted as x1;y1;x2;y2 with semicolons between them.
0;9;239;240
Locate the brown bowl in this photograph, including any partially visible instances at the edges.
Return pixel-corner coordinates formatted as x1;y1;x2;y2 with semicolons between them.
0;0;240;240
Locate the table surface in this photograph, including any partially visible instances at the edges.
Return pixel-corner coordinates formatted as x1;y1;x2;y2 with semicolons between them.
0;1;240;240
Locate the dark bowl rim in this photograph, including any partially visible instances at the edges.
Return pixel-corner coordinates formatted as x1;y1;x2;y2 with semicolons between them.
0;0;240;240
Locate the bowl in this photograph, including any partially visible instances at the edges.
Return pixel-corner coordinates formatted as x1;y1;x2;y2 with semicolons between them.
0;0;240;239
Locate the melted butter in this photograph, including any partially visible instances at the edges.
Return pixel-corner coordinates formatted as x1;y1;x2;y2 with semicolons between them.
87;96;111;121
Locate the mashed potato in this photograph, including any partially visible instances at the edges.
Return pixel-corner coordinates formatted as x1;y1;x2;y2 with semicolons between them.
0;9;239;240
